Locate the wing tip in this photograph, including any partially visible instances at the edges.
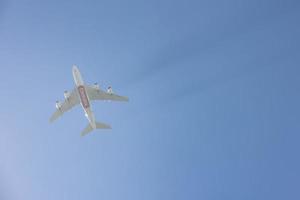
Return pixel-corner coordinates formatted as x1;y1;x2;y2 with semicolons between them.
122;96;129;102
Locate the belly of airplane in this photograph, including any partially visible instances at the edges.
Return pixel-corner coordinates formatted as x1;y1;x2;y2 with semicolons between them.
77;85;90;109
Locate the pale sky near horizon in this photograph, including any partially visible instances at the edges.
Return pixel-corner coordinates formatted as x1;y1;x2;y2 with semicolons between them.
0;0;300;199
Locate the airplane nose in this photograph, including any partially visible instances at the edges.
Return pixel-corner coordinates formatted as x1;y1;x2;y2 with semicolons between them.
72;65;78;71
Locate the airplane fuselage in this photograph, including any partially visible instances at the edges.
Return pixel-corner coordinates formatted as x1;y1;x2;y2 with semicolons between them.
72;66;96;129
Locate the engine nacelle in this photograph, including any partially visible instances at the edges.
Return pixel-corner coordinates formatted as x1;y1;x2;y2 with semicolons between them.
107;86;113;94
64;90;70;100
93;82;100;90
56;101;62;110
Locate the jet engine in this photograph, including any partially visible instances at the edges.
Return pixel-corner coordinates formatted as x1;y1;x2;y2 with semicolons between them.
93;82;100;90
107;86;113;94
56;101;62;110
64;90;70;100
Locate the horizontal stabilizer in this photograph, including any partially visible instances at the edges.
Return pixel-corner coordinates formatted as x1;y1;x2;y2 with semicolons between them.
81;122;111;136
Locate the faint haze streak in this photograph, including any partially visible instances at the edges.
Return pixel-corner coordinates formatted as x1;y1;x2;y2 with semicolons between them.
165;10;300;105
127;5;300;112
170;51;298;106
126;1;300;88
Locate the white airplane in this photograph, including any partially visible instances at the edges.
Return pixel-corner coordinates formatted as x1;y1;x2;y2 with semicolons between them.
50;65;128;136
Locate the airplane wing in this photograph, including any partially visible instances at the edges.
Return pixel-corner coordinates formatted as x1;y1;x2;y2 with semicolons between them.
85;85;129;102
49;88;80;122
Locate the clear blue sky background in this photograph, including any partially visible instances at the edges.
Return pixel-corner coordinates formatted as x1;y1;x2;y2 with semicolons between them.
0;0;300;199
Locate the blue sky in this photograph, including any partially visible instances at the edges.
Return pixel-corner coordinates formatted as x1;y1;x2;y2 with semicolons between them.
0;0;300;199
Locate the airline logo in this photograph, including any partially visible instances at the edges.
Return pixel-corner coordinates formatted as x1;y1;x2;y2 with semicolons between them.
78;86;90;109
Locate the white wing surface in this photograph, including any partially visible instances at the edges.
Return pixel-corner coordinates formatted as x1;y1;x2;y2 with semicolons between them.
49;88;80;122
85;85;129;102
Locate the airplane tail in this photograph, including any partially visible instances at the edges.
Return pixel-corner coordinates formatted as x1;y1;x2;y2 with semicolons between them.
81;121;111;136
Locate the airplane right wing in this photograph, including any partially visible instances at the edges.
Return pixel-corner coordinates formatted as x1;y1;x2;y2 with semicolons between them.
85;85;129;102
49;88;80;122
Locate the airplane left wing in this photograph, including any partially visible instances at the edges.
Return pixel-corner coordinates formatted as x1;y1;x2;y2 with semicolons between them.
85;85;129;102
49;89;80;122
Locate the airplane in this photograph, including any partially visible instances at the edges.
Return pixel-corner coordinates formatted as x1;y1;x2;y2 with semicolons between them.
49;65;129;136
